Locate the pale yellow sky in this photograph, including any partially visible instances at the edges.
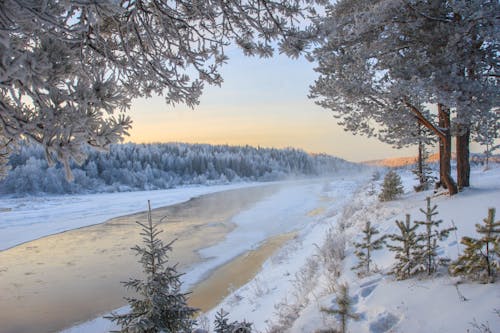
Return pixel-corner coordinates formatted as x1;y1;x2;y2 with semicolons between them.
126;51;418;162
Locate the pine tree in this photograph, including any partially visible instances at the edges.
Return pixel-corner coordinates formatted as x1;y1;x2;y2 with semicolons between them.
450;208;500;282
214;309;233;333
231;322;252;333
387;214;424;280
352;221;386;276
415;197;455;275
322;283;359;333
106;201;197;332
379;170;404;202
213;308;253;333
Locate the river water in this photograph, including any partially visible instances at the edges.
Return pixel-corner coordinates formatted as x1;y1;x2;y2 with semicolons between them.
0;184;284;333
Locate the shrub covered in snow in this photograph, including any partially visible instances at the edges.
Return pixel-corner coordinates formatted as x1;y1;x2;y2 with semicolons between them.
378;170;404;202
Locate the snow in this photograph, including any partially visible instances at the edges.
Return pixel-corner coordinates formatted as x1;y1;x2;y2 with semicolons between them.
3;164;500;333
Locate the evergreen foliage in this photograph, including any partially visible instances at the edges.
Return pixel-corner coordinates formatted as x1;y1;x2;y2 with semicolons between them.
106;201;197;332
351;221;386;276
0;142;358;195
213;308;252;333
378;171;404;202
309;0;499;195
450;208;500;283
415;197;456;275
387;214;423;280
321;283;359;333
214;309;232;333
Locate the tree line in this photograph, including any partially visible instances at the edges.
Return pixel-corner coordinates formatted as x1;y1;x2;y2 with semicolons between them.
0;142;357;195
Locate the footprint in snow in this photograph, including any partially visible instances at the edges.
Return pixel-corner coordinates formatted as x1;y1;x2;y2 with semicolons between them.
360;284;378;298
369;311;400;333
358;276;382;299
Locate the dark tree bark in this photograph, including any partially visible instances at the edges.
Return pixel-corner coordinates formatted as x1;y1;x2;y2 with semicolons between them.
438;104;458;195
417;140;424;184
456;126;471;189
403;99;458;196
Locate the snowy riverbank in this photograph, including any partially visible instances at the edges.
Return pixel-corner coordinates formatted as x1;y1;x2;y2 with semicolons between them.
3;165;499;332
201;165;500;332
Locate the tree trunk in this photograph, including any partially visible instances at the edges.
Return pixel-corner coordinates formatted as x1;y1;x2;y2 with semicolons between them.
438;104;458;195
416;125;424;186
418;140;424;186
456;127;470;189
403;98;458;196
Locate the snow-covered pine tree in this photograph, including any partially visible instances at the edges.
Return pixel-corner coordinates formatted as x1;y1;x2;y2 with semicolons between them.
379;170;404;202
214;309;232;333
309;0;499;195
415;197;456;275
387;214;424;280
231;322;252;333
321;283;359;333
213;308;252;333
352;221;386;276
450;208;500;283
106;201;197;332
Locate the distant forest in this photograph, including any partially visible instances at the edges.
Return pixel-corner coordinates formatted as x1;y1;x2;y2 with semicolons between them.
0;143;360;195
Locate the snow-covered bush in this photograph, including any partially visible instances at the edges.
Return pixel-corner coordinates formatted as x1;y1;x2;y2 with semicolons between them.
378;170;404;202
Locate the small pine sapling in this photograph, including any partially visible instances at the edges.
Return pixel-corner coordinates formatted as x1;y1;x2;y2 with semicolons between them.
415;197;456;275
379;170;404;202
450;208;500;283
387;214;423;280
106;201;197;332
351;221;386;276
321;283;359;333
214;308;253;333
214;308;232;333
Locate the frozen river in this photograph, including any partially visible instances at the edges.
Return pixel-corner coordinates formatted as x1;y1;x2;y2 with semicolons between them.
0;179;331;333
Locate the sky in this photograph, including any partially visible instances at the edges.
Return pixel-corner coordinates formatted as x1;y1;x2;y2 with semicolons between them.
126;48;418;163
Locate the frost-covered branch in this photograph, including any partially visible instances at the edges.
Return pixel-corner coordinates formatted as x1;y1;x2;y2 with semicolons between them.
1;0;322;179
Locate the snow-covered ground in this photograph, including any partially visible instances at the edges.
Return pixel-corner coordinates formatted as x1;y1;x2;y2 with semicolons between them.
199;165;500;332
3;165;500;333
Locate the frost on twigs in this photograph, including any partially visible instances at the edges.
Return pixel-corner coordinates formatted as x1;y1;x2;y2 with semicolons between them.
1;0;322;179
